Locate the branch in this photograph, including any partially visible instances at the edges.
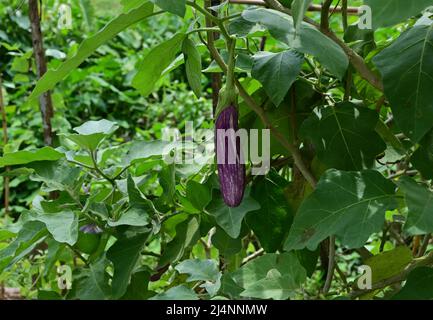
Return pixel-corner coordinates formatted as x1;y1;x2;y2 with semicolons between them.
320;0;333;32
28;0;54;146
350;250;433;299
229;0;359;14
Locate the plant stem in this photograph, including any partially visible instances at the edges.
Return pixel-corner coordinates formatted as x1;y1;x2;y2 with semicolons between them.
89;150;116;187
28;0;54;146
320;0;333;31
323;236;336;294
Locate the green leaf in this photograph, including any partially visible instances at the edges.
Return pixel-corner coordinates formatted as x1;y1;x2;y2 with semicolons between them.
29;161;81;192
121;270;153;300
206;192;260;239
0;147;64;168
158;216;200;267
242;8;348;78
285;170;397;251
365;246;412;285
182;38;202;98
186;180;212;211
25;210;78;245
411;146;433;179
108;207;150;227
126;175;157;214
248;170;294;252
132;33;186;97
29;2;155;100
64;119;118;150
212;227;242;256
373;17;433;142
399;177;433;235
150;285;198;300
251;50;303;106
364;0;433;29
300;102;386;170
153;0;186;17
71;257;111;300
175;259;220;282
0;221;48;273
392;267;433;300
159;163;176;204
125;140;175;165
107;232;151;299
292;0;312;31
231;253;306;300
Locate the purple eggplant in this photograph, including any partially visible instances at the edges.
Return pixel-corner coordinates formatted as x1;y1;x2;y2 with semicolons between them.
215;105;246;207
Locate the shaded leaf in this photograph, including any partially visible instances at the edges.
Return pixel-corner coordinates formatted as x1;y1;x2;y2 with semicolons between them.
252;50;303;106
301;102;386;170
373;17;433;142
285;170;397;250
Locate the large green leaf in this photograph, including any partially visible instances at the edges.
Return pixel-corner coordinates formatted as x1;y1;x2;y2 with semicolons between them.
301;102;386;170
399;177;433;235
212;227;242;256
132;33;186;97
182;38;202;97
206;192;260;239
231;253;306;300
29;161;81;193
29;2;155;100
63;119;118;151
25;210;78;246
392;267;433;300
251;50;303;106
175;259;220;282
71;258;111;300
248;170;294;252
364;0;433;29
107;232;151;299
242;8;348;78
285;170;397;250
0;147;64;168
373;17;433;142
124;140;175;165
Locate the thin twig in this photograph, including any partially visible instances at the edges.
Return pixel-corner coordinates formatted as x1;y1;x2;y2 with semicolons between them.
242;248;264;265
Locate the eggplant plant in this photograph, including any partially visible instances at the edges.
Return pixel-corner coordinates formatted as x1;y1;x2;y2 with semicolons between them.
1;0;433;300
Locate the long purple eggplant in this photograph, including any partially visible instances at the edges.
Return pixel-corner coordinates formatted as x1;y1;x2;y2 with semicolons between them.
215;105;246;207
